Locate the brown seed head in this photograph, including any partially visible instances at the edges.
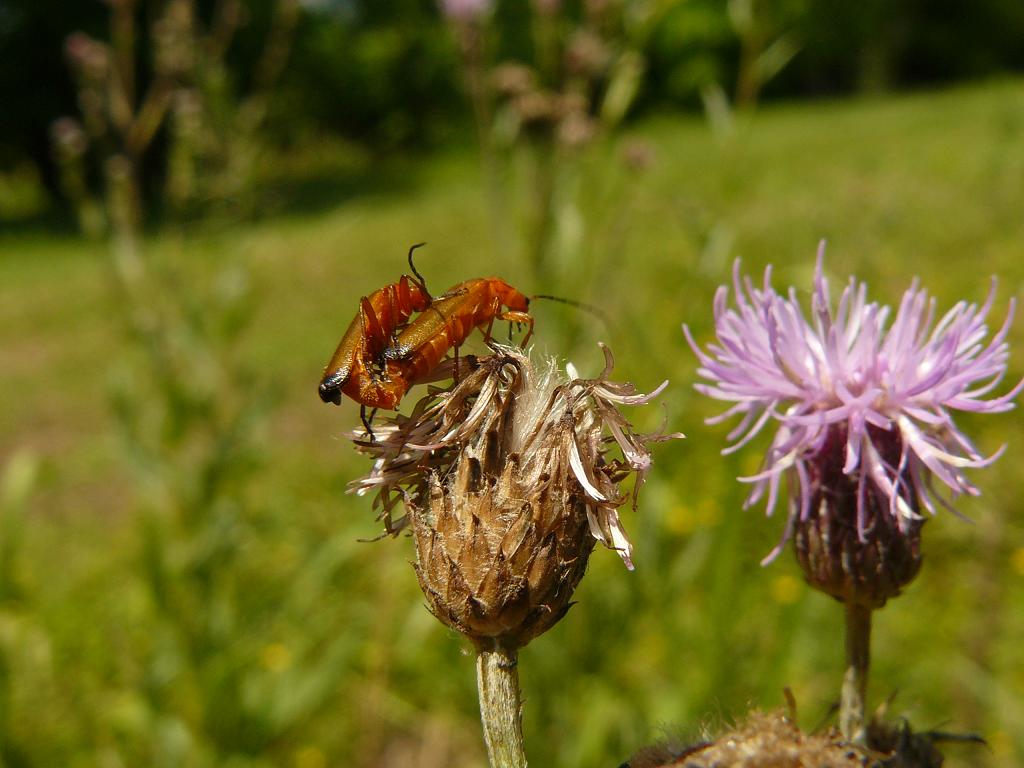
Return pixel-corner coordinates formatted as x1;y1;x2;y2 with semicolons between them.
413;436;595;647
349;345;680;648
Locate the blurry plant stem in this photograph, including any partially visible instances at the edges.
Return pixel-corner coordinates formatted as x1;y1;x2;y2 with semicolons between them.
955;504;1007;730
458;21;512;261
523;7;559;287
729;0;763;112
840;603;871;745
476;641;527;768
526;141;556;287
734;23;764;110
532;8;559;84
105;154;145;292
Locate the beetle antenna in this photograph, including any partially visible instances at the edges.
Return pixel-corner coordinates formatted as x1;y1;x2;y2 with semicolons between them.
531;293;610;329
407;242;431;298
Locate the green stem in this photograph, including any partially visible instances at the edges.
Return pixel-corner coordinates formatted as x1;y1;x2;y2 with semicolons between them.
526;140;556;286
476;641;527;768
840;602;872;745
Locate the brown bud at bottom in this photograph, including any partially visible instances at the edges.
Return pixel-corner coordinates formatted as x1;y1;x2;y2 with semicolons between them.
793;425;923;609
627;712;864;767
411;438;595;650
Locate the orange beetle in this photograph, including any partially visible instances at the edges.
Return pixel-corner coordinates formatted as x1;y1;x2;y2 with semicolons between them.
318;245;432;407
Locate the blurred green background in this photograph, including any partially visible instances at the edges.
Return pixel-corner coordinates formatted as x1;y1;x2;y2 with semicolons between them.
2;1;1024;766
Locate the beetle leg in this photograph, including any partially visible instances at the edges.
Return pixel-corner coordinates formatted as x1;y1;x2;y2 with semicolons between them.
482;294;502;343
359;297;386;353
384;284;402;346
360;405;377;442
498;310;534;346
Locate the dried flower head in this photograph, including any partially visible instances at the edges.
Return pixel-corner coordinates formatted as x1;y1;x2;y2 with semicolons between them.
439;0;493;22
686;244;1020;596
64;32;109;81
557;109;596;149
565;30;611;78
532;0;562;16
50;117;89;158
349;345;678;647
492;63;536;97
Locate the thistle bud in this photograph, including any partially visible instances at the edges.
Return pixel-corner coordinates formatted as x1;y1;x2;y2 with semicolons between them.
793;423;923;609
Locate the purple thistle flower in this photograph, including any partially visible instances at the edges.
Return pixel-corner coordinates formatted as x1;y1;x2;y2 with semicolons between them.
685;242;1023;565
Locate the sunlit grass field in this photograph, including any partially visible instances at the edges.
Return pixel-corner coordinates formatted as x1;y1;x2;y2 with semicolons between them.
3;79;1024;767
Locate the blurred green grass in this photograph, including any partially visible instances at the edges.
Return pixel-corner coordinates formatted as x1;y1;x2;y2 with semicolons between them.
3;78;1024;767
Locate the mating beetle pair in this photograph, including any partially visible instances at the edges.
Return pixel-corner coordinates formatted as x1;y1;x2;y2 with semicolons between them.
318;245;535;423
